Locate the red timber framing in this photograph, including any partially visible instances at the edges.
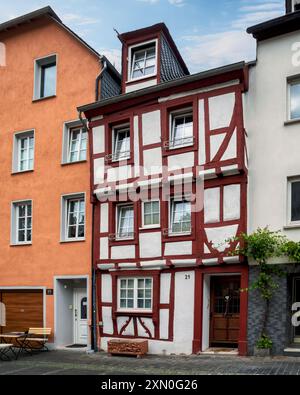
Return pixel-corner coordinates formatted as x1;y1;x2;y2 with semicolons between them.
82;61;249;355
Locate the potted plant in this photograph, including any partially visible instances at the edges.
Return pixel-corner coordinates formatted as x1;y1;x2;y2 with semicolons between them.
254;334;273;357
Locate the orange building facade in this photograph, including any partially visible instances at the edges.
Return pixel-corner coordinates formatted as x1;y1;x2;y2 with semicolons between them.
0;7;119;349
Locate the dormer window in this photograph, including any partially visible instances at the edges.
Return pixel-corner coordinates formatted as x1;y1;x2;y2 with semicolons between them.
129;41;157;81
113;125;131;161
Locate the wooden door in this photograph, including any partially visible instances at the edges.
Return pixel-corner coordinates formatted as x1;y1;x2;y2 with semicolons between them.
0;291;43;333
210;277;240;346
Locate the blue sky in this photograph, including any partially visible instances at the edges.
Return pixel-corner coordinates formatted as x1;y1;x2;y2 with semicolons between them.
0;0;285;73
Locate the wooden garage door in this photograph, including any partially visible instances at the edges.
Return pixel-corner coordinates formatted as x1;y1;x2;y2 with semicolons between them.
0;291;43;333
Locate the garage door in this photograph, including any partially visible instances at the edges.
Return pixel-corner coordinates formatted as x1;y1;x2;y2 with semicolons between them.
0;290;43;333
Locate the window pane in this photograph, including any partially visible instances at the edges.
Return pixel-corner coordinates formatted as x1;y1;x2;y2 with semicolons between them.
78;225;85;238
127;299;134;308
27;230;32;242
291;83;300;119
127;279;134;288
18;230;25;242
68;226;77;238
292;181;300;221
18;218;25;230
41;63;56;98
145;300;152;309
145;279;152;288
137;299;144;308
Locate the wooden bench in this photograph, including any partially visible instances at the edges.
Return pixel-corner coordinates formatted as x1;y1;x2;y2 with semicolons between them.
0;343;14;360
108;339;148;358
24;328;51;352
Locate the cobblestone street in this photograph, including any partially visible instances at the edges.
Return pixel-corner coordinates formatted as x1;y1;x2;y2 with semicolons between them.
1;351;300;375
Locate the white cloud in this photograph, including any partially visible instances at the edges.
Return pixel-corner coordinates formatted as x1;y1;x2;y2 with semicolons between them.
168;0;186;6
182;30;255;72
61;13;100;26
181;0;284;72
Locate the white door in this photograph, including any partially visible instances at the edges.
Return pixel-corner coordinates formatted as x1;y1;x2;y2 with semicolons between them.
74;289;88;345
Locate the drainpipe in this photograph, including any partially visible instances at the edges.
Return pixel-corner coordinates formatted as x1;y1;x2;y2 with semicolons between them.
78;110;98;352
95;57;107;101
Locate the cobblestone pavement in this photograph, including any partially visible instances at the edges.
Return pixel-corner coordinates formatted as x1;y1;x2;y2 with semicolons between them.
0;350;300;375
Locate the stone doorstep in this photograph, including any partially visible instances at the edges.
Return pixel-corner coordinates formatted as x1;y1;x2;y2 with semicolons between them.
199;348;239;356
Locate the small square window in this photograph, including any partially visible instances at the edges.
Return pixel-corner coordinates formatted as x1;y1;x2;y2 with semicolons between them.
13;130;35;173
169;110;194;149
170;198;191;235
116;204;134;239
34;55;57;100
118;277;153;311
61;194;85;242
142;201;160;228
288;179;300;224
11;200;32;245
130;43;156;81
112;126;130;162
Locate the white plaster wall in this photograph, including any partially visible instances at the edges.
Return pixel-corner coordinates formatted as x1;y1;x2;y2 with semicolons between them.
101;274;112;303
93;125;105;154
159;310;169;340
94;158;104;185
168;152;195;171
126;78;157;93
107;165;131;183
117;316;134;336
198;99;206;165
134;116;140;177
173;271;195;354
137;318;154;338
143;147;162;175
210;133;225;160
100;203;109;233
224;184;240;221
102;307;114;335
111;245;135;260
160;273;171;304
165;241;192;256
205;225;238;252
100;237;109;260
209;93;235;130
245;32;300;241
142;110;161;145
221;129;237;161
139;232;162;258
204;187;220;223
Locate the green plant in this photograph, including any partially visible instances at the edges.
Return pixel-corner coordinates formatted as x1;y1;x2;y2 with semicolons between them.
256;334;273;350
282;240;300;263
228;227;287;345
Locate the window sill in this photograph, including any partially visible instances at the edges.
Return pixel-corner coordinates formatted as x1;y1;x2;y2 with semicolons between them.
61;160;87;167
126;74;157;85
139;225;161;231
10;242;32;247
284;118;300;126
116;310;153;316
60;238;86;244
283;224;300;230
32;95;56;103
11;169;34;175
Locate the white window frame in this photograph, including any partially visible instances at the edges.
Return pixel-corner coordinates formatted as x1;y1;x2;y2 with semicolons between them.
12;130;35;173
141;200;160;229
11;200;33;245
287;77;300;121
33;54;57;100
118;277;153;312
128;39;158;82
116;203;134;240
112;124;131;162
287;178;300;226
169;108;194;149
169;198;192;236
62;120;88;164
68;127;87;163
61;193;86;242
